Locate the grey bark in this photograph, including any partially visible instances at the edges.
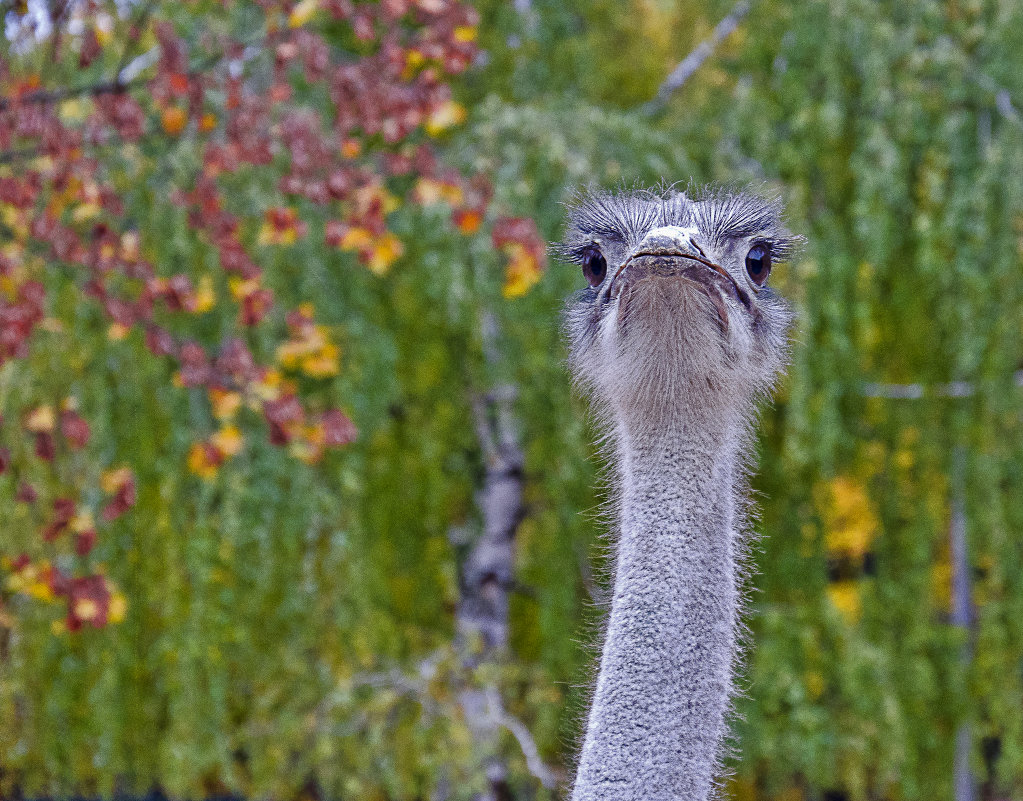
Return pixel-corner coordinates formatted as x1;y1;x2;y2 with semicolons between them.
950;447;975;801
454;311;554;798
642;0;753;115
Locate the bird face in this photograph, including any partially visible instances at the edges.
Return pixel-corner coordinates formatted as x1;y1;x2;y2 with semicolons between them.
562;188;796;424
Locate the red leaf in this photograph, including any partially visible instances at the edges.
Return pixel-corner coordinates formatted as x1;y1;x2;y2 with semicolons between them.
145;326;176;357
321;409;358;447
15;481;37;503
34;431;55;461
66;574;110;628
45;564;72;597
240;288;273;326
60;411;90;449
79;29;101;69
216;337;255;379
53;497;76;524
263;395;304;445
75;529;98;557
102;475;136;521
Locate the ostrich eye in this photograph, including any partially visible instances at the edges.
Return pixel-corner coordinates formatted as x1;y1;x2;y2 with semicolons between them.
581;246;607;287
744;244;772;287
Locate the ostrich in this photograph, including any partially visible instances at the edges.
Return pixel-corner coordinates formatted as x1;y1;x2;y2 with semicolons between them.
561;186;796;801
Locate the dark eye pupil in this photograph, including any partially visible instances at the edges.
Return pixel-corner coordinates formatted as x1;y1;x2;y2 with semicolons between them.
582;248;607;287
745;245;771;286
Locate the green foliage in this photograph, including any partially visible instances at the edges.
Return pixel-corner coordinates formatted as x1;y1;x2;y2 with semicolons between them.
464;1;1023;798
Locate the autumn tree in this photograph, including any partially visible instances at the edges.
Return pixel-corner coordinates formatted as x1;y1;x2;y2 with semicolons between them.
0;1;547;796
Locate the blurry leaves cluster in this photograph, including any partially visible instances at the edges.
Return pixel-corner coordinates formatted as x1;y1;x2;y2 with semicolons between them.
1;0;1022;800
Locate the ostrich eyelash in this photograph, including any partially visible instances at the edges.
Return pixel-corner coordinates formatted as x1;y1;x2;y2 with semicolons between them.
565;243;604;263
757;236;800;261
559;185;803;261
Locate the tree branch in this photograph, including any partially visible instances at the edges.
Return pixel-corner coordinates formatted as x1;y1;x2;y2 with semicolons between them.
642;0;752;115
485;687;557;790
0;18;276;116
861;370;1023;400
0;77;135;113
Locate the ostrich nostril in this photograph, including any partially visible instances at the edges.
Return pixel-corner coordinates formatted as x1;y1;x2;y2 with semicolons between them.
641;233;679;254
635;225;702;257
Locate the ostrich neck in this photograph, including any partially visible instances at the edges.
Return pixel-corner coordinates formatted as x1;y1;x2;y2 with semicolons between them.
573;413;743;801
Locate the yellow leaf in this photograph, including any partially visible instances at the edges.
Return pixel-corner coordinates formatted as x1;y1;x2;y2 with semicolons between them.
229;276;260;300
25;405;56;433
193;275;216;313
338;226;374;251
288;438;320;464
108;591;128;624
403;49;426;79
101;467;133;493
71;509;95;534
94;16;113;46
502;244;542;299
805;671;825;700
258;223;299;246
120;231;140;261
821;476;878;559
827;581;861;623
424;100;467;136
252;369;284;401
59;98;90;122
301;343;340;378
209;389;242;420
6;573;26;593
27;580;55;602
187;443;219;479
366;232;403;276
74;598;99;621
211;425;244;457
288;0;320;27
108;322;131;341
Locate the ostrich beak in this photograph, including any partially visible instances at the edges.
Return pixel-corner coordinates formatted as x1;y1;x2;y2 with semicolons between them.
607;251;752;313
610;226;752;310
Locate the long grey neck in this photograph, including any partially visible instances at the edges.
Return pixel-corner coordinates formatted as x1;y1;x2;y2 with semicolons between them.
573;412;743;801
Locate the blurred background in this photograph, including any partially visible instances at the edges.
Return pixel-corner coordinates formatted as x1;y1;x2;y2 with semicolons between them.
0;1;1021;800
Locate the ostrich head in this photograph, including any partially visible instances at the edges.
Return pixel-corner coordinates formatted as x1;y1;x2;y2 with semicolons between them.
562;187;796;433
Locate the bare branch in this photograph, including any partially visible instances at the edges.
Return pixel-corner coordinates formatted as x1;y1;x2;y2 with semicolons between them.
861;370;1023;400
965;64;1023;130
485;687;557;790
642;0;752;115
0;78;132;112
118;45;161;85
994;88;1022;128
